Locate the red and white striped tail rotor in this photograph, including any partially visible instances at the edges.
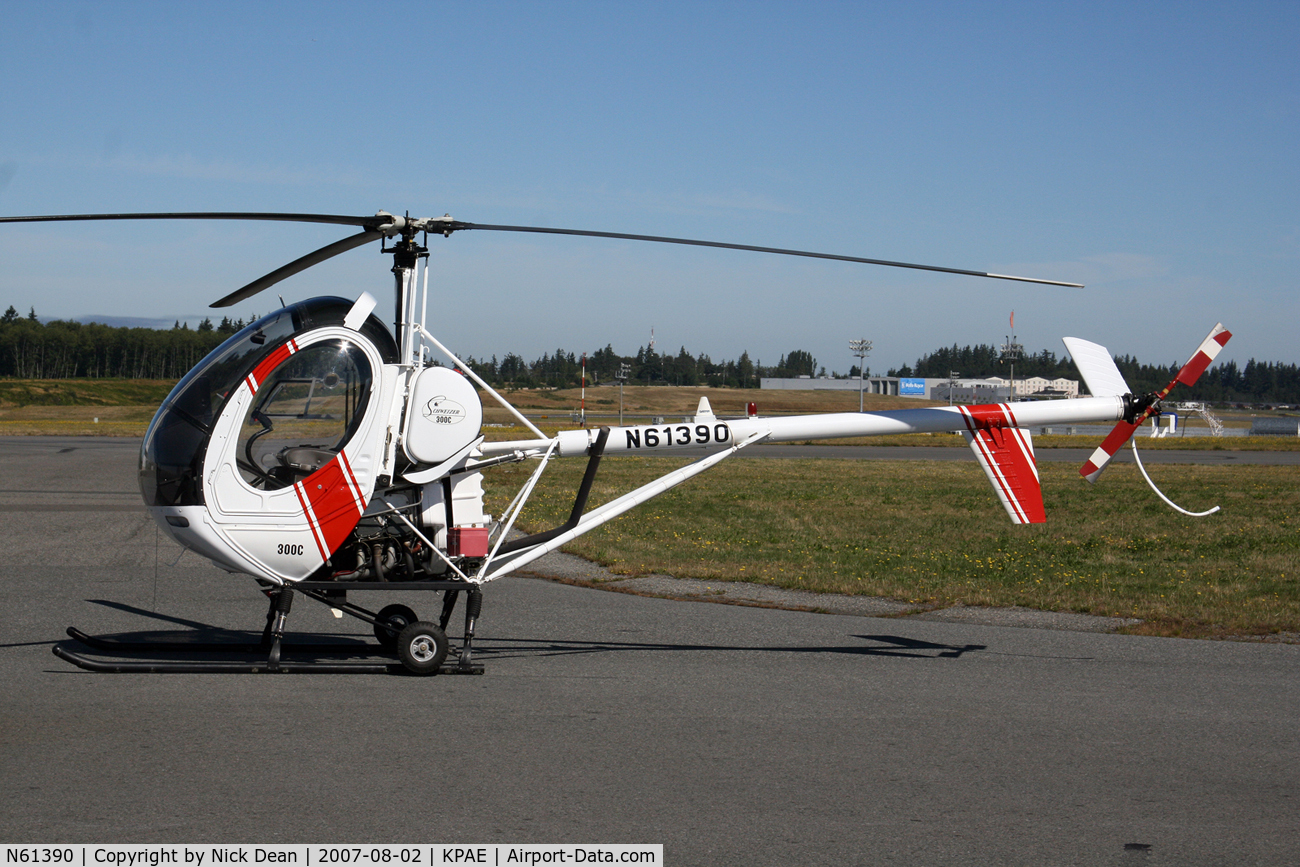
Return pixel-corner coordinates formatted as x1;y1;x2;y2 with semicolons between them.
1080;419;1143;483
1080;323;1231;484
1175;323;1232;387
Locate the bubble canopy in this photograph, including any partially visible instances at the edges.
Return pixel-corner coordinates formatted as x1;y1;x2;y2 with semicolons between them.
140;297;398;508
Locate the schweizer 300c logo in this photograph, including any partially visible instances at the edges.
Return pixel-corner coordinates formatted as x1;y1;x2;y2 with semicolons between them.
423;395;467;425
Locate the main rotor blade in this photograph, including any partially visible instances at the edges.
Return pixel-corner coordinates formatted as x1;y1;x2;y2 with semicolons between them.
2;210;1083;296
0;212;391;229
210;229;382;308
449;222;1085;288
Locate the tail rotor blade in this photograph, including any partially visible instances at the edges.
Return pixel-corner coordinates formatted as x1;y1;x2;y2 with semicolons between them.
1080;419;1143;483
1175;323;1232;387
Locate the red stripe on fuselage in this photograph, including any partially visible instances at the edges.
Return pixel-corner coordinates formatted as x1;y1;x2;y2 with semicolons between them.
293;481;329;561
295;456;365;558
244;339;299;394
337;449;365;513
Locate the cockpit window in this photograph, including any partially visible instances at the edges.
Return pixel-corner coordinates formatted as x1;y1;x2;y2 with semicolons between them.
236;340;373;489
169;308;303;433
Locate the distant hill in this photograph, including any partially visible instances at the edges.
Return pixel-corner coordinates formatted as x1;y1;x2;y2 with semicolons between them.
58;315;187;329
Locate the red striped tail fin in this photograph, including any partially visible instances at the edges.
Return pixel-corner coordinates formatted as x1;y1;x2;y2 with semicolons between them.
959;404;1046;524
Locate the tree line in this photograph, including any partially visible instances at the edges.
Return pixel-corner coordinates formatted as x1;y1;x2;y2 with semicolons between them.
0;305;821;389
3;306;1298;403
461;346;819;390
0;306;250;380
888;343;1079;381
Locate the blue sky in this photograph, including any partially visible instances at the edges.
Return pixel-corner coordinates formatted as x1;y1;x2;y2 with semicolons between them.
1;1;1295;376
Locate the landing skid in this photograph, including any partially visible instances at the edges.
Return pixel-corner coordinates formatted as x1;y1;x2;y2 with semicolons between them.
52;580;487;676
51;645;403;675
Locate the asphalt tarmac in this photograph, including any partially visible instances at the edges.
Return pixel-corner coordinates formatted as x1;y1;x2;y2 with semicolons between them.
2;437;1298;865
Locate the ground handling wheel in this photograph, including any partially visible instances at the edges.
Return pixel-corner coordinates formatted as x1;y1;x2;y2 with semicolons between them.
373;604;419;649
396;621;449;675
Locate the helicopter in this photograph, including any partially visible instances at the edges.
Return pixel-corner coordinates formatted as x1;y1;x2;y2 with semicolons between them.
0;210;1230;675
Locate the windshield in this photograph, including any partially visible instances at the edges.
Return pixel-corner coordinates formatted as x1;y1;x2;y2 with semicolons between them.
140;297;397;507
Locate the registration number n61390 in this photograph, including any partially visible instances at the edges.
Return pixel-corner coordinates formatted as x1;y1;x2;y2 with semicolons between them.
624;423;731;450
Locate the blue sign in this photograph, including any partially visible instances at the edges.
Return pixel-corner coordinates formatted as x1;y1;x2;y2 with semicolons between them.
900;378;926;396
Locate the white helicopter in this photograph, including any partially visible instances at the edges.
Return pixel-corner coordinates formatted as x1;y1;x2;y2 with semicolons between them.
1;211;1230;675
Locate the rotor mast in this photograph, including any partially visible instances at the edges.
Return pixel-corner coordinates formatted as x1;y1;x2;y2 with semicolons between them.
387;220;428;362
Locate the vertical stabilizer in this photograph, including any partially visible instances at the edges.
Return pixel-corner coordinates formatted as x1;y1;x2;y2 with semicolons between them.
1063;337;1130;397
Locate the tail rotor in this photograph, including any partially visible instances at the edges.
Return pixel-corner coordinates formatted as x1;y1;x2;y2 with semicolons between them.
1079;324;1231;483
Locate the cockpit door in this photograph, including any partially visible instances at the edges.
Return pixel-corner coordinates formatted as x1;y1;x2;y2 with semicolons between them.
201;326;389;582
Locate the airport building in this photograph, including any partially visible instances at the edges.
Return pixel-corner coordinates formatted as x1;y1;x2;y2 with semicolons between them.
761;375;1079;401
760;375;910;396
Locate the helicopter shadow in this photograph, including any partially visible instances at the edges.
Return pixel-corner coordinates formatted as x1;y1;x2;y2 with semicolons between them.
61;600;988;664
467;633;988;661
40;600;998;675
63;598;378;660
89;598;235;632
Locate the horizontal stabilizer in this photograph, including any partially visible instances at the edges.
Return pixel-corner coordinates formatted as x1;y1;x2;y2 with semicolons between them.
1063;337;1130;397
959;404;1045;524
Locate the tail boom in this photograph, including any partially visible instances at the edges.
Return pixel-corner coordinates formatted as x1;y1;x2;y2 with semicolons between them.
478;396;1130;459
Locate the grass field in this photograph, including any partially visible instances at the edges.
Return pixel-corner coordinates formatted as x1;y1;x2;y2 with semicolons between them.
0;379;176;436
0;378;176;407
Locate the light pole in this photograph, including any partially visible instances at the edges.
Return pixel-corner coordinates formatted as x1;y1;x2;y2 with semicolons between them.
1000;326;1023;402
615;362;630;425
849;339;872;412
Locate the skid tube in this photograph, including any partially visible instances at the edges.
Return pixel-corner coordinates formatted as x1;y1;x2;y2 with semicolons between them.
53;578;485;676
